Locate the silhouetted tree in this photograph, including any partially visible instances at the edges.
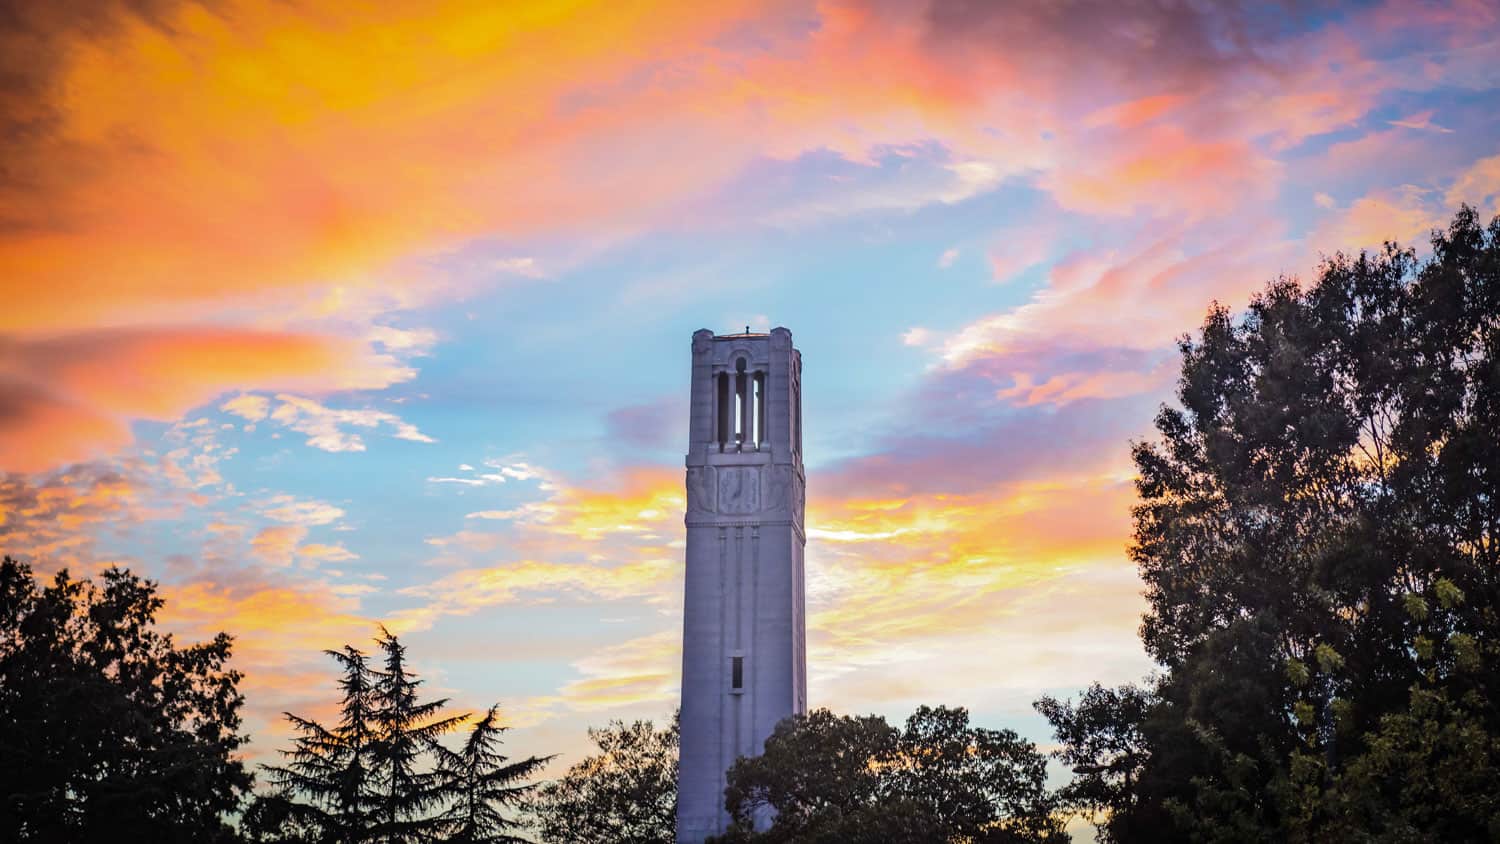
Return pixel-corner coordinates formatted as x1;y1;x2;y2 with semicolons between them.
1042;207;1500;841
891;706;1064;843
0;556;251;843
1034;683;1157;841
255;644;379;841
528;714;677;844
250;631;546;844
435;705;551;843
240;794;324;844
711;706;1069;843
370;629;466;841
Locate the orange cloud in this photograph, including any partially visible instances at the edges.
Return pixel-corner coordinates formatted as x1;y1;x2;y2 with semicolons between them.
394;465;687;631
794;470;1148;716
2;1;1403;316
392;556;679;633
497;467;684;541
1084;93;1189;130
158;574;379;759
994;367;1175;408
1;0;777;331
1;0;776;472
2;0;1468;476
937;221;1294;410
0;464;143;569
250;525;309;567
554;630;682;713
810;563;1151;715
0;328;410;472
0;383;132;477
1446;153;1500;216
403;454;1145;725
1312;185;1443;254
464;456;1136;653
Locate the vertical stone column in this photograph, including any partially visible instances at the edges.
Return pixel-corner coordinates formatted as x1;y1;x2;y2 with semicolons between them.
689;330;713;463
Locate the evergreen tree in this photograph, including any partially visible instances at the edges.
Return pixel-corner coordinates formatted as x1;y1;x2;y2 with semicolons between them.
258;645;380;842
250;631;547;844
369;628;465;842
0;557;251;843
436;705;551;843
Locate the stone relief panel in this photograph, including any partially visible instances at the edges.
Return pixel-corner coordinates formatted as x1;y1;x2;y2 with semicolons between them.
762;465;793;516
717;466;760;514
686;466;715;515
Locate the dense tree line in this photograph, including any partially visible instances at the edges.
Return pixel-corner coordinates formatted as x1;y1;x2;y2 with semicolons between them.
0;552;1076;844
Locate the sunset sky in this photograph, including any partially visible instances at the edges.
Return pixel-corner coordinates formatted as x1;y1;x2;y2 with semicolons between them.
3;0;1500;788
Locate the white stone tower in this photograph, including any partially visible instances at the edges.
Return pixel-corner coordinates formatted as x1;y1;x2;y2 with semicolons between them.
676;327;807;842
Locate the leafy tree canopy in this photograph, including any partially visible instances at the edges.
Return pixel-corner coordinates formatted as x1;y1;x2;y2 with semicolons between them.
0;556;251;843
711;705;1070;844
1041;207;1500;842
528;714;678;844
1034;683;1156;838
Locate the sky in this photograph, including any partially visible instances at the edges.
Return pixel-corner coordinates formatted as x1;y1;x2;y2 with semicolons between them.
3;0;1500;802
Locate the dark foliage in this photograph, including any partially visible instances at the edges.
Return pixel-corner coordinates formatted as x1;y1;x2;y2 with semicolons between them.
1034;683;1155;838
529;714;678;844
710;705;1069;843
248;629;547;844
0;556;252;843
435;704;551;844
370;630;469;840
1040;207;1500;842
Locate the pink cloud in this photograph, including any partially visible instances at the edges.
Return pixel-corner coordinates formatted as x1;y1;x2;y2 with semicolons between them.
995;366;1176;408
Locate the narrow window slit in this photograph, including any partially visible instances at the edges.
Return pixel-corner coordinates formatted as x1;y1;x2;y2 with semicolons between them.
754;372;766;448
735;358;749;451
716;373;730;451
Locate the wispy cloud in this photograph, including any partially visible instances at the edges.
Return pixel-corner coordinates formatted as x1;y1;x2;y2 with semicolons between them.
426;460;552;488
221;393;433;453
259;494;346;526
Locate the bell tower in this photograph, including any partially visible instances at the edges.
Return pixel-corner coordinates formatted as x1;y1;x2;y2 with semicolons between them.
677;327;807;842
